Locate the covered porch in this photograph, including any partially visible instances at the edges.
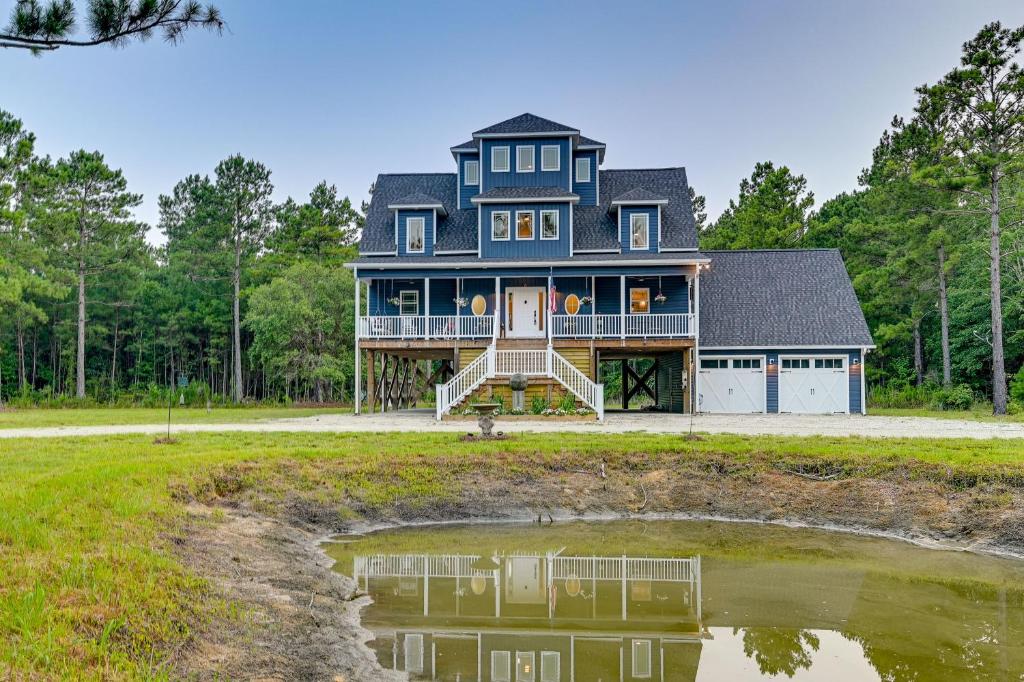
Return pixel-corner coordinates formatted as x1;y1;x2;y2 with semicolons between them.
357;269;698;342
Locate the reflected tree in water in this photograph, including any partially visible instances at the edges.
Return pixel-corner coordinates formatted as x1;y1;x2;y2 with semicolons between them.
739;628;820;677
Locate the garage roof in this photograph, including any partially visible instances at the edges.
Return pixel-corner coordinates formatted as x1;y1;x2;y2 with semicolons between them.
699;249;874;348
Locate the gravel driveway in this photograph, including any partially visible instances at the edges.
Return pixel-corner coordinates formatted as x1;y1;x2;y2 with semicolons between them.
1;410;1022;440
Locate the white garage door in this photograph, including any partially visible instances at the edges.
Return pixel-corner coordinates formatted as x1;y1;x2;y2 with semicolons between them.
698;357;765;413
779;357;849;414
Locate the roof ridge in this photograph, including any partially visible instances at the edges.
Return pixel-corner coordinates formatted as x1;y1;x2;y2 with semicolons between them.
601;166;687;173
377;172;456;177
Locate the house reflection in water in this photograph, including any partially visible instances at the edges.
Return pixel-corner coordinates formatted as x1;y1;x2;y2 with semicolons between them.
353;549;703;681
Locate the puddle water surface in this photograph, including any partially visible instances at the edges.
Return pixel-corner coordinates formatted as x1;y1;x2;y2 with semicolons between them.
326;520;1024;681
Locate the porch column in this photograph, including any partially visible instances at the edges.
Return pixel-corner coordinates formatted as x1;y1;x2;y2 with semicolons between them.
424;277;430;339
547;273;553;343
591;276;596;330
619;275;626;340
693;267;701;413
366;350;376;413
354;269;361;415
494;276;501;341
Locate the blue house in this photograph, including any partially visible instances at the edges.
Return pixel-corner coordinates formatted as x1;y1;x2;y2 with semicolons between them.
346;114;874;420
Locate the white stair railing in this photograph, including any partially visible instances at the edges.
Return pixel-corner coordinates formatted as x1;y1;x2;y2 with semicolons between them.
435;346;494;420
435;345;605;421
550;348;605;421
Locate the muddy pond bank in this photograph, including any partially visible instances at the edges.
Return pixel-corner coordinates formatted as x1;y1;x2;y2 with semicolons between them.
175;445;1024;679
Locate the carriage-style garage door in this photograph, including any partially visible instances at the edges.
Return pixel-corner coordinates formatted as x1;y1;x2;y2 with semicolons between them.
698;357;765;413
778;357;849;414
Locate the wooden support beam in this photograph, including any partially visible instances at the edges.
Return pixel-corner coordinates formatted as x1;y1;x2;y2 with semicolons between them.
366;350;376;413
621;359;628;410
624;361;657;403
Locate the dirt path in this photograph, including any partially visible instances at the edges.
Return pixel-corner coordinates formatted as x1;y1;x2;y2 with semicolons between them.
3;409;1024;439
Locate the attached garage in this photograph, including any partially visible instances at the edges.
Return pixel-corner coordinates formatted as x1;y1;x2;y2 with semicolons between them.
696;250;876;415
698;357;765;414
778;356;849;414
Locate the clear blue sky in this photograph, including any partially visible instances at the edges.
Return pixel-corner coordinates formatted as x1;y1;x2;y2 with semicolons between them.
3;0;1024;245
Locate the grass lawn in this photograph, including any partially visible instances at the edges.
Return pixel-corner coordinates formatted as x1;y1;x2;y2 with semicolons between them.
0;406;350;429
1;430;1022;677
870;406;1024;423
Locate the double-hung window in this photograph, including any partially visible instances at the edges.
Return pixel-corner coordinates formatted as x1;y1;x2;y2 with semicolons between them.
630;213;649;250
398;291;419;316
540;210;559;239
492;146;510;173
630;288;650;314
575;156;591;183
541;145;560;172
516;145;535;172
464;159;479;185
492;211;510;240
406;216;425;253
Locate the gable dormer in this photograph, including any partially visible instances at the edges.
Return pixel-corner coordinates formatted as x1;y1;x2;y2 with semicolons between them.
389;192;447;256
473;115;578;195
611;188;668;253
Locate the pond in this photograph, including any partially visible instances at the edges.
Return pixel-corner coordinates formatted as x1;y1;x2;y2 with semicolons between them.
325;519;1024;681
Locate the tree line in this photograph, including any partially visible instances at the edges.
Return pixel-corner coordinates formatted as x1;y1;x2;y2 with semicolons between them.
700;22;1024;415
0;109;364;406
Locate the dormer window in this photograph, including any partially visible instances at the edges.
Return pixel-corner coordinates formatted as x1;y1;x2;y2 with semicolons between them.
541;145;560;172
630;214;649;250
516;145;535;173
464;159;479;185
492;146;510;173
576;157;591;183
406;217;425;253
516;210;534;239
540;210;559;240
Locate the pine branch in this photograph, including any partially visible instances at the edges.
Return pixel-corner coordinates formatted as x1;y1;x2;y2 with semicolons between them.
1;0;223;52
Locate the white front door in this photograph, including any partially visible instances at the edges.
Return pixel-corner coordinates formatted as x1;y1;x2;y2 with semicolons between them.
506;287;545;338
779;357;849;413
698;357;765;413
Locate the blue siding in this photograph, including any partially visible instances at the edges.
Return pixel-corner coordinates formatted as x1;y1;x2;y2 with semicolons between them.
551;276;593;315
573;151;598;206
428;278;457;316
460;278;498;317
619;206;659;252
480;203;571;259
700;348;864;414
458;153;480;209
481;138;572;192
396;209;434;256
367;278;424;315
595;277;621;315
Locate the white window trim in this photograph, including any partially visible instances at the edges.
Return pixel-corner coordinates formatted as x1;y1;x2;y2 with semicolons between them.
516;145;535;173
630;213;650;250
541;145;560;172
631;640;652;678
515;210;535;240
464;159;479;186
398;290;419;316
540;651;560;682
405;216;425;253
575;156;591;183
540;209;559;240
492;651;511;682
491;210;511;241
492;146;510;173
630;287;650;314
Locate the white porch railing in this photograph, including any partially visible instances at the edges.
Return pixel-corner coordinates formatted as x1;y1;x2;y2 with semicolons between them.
551;313;695;338
359;315;495;339
494;350;548;376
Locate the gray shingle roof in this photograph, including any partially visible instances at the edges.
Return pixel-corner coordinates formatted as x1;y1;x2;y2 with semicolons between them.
349;251;707;266
577;135;605;147
474;113;579;136
358;167;699;254
390;192;445;206
472;186;580;202
450;140;476;150
611;187;668;204
698;250;874;347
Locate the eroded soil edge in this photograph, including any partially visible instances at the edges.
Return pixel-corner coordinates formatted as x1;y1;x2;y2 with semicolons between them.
176;461;1024;680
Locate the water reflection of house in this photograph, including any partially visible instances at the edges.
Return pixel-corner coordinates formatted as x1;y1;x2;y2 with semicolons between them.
353;551;703;681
